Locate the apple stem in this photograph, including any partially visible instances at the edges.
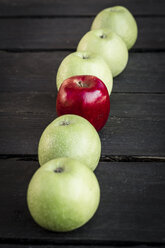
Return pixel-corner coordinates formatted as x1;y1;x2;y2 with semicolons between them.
78;81;84;87
59;121;70;126
82;55;88;59
77;81;88;88
100;34;106;39
54;167;64;173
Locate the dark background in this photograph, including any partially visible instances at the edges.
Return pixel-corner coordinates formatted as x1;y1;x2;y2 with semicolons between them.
0;0;165;247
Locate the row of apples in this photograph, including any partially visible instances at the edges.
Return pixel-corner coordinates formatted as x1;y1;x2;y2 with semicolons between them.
27;6;138;233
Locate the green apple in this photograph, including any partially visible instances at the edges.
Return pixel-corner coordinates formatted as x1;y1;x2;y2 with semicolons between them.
27;157;100;232
77;29;128;77
91;6;138;50
56;51;113;94
38;114;101;171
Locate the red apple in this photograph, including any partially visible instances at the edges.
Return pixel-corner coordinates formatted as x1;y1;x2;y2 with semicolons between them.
56;75;110;131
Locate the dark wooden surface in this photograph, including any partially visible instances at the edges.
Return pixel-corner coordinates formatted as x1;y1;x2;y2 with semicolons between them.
0;0;165;247
0;160;165;245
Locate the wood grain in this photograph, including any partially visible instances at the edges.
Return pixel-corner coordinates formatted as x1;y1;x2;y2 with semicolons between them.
0;159;165;244
0;17;164;50
0;51;164;93
0;0;164;16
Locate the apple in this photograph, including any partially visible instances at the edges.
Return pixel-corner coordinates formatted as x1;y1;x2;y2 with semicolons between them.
91;6;138;50
38;114;101;171
56;75;110;131
27;157;100;232
56;51;113;95
77;29;128;77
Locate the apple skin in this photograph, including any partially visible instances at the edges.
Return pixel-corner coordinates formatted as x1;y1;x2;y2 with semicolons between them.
56;75;110;131
38;114;101;171
27;157;100;232
77;28;128;77
56;51;113;95
91;6;138;50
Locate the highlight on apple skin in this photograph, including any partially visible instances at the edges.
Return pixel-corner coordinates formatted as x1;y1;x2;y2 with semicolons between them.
56;51;113;95
56;75;110;131
38;114;101;171
91;6;138;50
27;157;100;232
77;28;128;77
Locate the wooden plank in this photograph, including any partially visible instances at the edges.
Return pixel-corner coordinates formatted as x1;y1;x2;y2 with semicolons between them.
0;0;164;16
0;17;164;50
0;51;164;93
101;117;165;156
0;159;165;243
0;93;165;120
0;114;164;156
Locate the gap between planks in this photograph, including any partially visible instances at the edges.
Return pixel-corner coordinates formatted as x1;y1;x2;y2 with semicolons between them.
0;14;165;18
1;49;165;53
0;155;165;163
0;237;164;247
